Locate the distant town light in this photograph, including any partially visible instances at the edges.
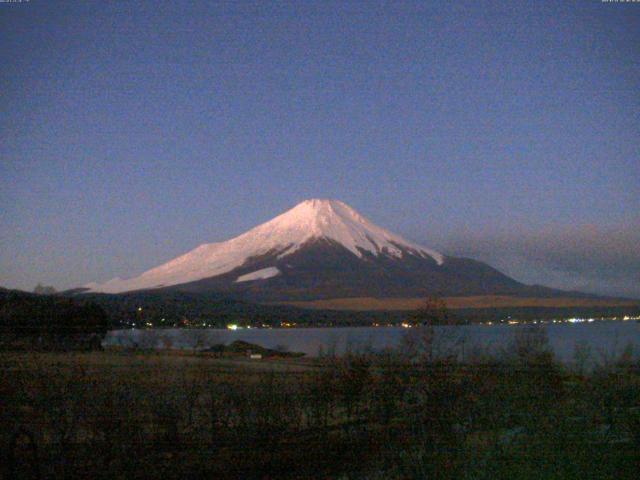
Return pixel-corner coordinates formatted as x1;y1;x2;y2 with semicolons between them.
227;324;239;330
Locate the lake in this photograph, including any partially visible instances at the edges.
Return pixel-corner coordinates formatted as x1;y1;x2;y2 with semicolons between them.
104;321;640;364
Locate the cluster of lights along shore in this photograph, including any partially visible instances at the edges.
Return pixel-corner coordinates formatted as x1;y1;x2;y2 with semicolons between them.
125;308;639;330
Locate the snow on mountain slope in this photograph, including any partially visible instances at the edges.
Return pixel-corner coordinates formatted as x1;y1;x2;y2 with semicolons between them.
85;199;444;293
235;267;281;283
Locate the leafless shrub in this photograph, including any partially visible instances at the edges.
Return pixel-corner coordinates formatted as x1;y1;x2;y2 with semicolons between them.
503;324;554;363
1;341;637;479
573;340;593;376
401;296;466;363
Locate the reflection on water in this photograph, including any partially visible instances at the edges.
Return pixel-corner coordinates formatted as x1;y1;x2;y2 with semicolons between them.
104;321;640;363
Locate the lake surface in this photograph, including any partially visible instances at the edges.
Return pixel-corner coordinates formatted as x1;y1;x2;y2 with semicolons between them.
104;321;640;364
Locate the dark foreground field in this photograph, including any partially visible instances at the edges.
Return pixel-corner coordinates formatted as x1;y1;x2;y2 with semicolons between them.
1;330;639;479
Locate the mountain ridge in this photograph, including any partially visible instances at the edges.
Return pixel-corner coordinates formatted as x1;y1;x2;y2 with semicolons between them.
83;199;614;303
86;199;445;294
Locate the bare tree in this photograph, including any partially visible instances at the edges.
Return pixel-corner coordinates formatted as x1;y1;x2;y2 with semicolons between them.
402;296;458;362
409;296;451;327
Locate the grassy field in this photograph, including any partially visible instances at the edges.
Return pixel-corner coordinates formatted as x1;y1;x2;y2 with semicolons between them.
1;332;639;479
277;295;640;311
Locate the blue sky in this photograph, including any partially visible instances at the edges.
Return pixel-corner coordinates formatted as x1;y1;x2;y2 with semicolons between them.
1;0;638;297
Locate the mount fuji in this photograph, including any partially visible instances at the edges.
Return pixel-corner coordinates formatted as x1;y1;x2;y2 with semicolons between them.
84;199;551;302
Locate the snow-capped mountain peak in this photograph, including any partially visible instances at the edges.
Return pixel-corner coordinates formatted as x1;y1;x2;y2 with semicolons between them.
86;199;443;293
265;199;443;261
